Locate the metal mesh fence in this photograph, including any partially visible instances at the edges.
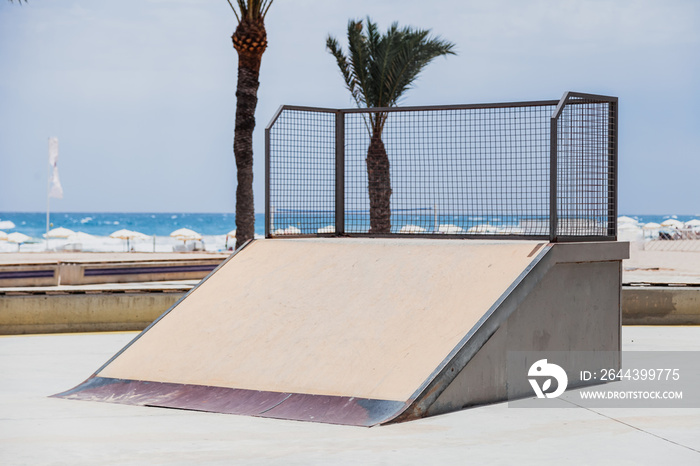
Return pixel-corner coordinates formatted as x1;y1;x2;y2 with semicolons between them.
344;105;555;235
267;108;336;235
555;96;616;238
265;92;617;241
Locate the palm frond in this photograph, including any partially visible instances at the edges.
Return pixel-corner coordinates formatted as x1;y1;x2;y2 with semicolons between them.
237;0;247;18
226;0;240;22
385;31;455;106
261;0;274;19
327;17;454;135
328;18;455;109
348;20;372;107
226;0;274;23
326;36;360;106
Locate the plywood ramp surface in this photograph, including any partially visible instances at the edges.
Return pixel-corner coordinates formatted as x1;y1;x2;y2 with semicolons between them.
98;239;545;402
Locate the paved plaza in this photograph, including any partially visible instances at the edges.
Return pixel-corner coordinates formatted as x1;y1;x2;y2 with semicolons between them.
1;327;699;465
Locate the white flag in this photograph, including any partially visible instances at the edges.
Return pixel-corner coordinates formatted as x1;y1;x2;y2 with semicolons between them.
48;137;63;199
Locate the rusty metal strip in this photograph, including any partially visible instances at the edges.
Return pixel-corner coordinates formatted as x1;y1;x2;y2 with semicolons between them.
52;377;406;427
262;393;407;426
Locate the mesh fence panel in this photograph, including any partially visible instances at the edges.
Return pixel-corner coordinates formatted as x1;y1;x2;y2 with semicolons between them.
556;97;616;237
267;109;336;235
344;106;555;235
266;94;617;241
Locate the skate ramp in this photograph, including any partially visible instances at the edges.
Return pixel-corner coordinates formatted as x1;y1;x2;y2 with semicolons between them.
55;238;626;426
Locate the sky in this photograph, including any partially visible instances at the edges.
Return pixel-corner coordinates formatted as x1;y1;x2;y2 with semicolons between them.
0;0;698;215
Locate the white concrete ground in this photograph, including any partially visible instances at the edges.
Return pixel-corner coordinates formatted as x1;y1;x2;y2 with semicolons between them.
1;327;699;465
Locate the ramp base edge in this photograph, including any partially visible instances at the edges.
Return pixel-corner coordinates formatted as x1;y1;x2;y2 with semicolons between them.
52;377;407;427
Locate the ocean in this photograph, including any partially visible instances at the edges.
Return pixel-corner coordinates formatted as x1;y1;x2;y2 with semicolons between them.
0;212;265;253
0;212;264;239
0;212;697;253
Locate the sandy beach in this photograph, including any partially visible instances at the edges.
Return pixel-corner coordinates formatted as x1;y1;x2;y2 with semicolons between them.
1;238;699;284
624;241;700;284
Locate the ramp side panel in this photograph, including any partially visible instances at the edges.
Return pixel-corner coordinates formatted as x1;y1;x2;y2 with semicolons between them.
97;239;546;401
426;260;622;417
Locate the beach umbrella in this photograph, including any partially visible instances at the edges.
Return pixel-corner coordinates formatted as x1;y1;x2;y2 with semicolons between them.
618;223;643;241
497;226;525;235
618;223;642;239
224;229;236;249
317;225;336;234
273;226;302;235
170;228;202;241
617;216;638;225
109;229;149;240
641;222;661;239
468;224;500;234
45;227;76;238
110;229;149;251
0;220;15;230
684;219;700;228
68;231;96;241
7;232;32;251
618;223;640;230
130;231;151;241
170;228;202;252
437;224;464;234
660;219;683;229
7;232;31;243
0;230;7;241
398;225;426;234
110;229;136;239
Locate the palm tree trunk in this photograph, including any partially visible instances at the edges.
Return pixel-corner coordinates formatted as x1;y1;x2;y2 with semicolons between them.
233;52;261;249
366;130;392;234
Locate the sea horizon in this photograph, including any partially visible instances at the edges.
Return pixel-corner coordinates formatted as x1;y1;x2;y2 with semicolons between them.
0;212;265;238
1;211;698;237
1;211;698;254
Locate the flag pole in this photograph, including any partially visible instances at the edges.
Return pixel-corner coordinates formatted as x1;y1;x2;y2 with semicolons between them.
46;137;63;250
46;138;51;251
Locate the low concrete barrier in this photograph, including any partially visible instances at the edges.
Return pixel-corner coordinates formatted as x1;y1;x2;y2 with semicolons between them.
0;291;185;334
622;286;700;325
1;285;697;335
0;265;58;287
0;254;227;287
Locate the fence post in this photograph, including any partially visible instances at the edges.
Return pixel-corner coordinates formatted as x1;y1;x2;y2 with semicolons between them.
549;92;572;242
608;99;618;238
335;111;345;236
549;115;558;243
265;124;271;237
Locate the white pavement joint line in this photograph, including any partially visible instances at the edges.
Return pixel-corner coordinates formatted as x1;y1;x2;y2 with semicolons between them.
563;399;700;455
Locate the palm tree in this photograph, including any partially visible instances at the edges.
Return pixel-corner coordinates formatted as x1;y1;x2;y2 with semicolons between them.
327;18;455;234
226;0;273;249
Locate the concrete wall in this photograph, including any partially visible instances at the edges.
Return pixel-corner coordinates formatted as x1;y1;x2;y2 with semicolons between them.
0;258;223;287
623;287;700;325
0;292;183;335
1;285;692;337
